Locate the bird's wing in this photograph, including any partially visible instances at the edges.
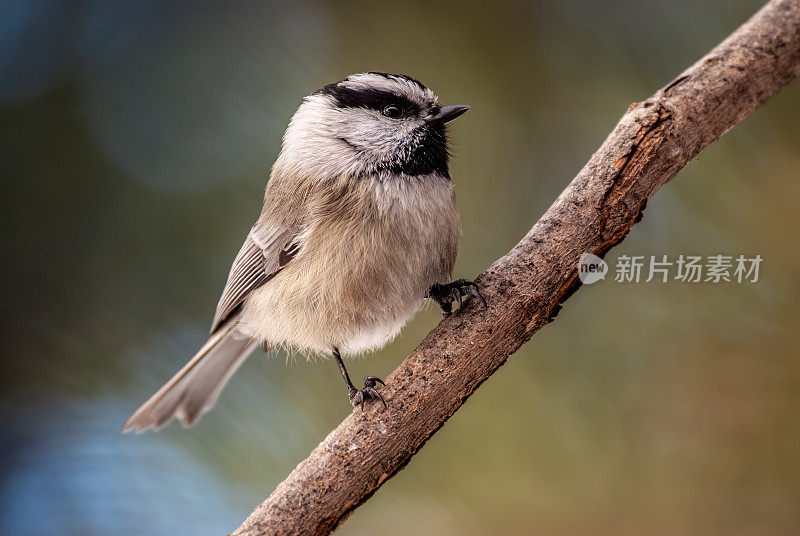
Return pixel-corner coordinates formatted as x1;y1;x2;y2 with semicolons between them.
210;222;300;333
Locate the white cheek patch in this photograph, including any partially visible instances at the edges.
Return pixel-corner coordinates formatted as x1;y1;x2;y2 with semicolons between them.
336;109;420;156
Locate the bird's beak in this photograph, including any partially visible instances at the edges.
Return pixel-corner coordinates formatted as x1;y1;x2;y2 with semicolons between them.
426;104;470;124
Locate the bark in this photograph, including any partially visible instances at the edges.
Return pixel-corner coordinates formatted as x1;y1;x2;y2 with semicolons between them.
234;1;800;534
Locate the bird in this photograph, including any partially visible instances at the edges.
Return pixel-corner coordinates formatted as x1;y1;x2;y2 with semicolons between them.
123;72;484;433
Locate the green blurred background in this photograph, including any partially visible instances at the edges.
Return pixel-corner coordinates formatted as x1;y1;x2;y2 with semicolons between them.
2;0;799;534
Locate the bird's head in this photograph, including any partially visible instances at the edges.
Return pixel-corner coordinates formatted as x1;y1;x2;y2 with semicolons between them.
279;72;469;180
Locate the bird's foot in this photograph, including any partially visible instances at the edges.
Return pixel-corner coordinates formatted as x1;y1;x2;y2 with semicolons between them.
426;279;487;318
349;376;387;410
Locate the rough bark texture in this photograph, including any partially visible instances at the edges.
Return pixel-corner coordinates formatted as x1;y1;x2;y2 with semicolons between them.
234;1;800;534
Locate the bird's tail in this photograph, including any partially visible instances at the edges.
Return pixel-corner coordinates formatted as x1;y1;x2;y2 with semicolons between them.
123;317;258;433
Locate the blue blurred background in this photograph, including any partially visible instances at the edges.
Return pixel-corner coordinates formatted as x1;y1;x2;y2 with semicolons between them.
2;0;799;534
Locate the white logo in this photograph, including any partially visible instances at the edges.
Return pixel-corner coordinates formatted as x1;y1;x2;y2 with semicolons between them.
578;253;608;284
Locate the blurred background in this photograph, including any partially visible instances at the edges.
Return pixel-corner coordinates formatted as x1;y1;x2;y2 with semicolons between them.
1;0;799;534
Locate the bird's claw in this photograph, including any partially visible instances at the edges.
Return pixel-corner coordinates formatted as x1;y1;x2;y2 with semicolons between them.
349;376;387;410
427;279;487;318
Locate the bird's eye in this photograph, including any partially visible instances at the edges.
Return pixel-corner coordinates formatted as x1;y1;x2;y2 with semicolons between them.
382;105;402;119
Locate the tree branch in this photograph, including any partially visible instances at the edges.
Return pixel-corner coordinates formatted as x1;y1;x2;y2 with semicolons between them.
234;1;800;534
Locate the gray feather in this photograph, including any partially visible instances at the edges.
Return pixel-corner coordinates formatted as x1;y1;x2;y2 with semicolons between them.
211;224;297;332
123;317;258;433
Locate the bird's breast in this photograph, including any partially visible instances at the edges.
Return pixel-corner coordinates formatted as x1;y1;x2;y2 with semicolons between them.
241;173;461;355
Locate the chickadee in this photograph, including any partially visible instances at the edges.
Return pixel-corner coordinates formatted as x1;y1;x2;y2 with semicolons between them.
124;72;484;432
